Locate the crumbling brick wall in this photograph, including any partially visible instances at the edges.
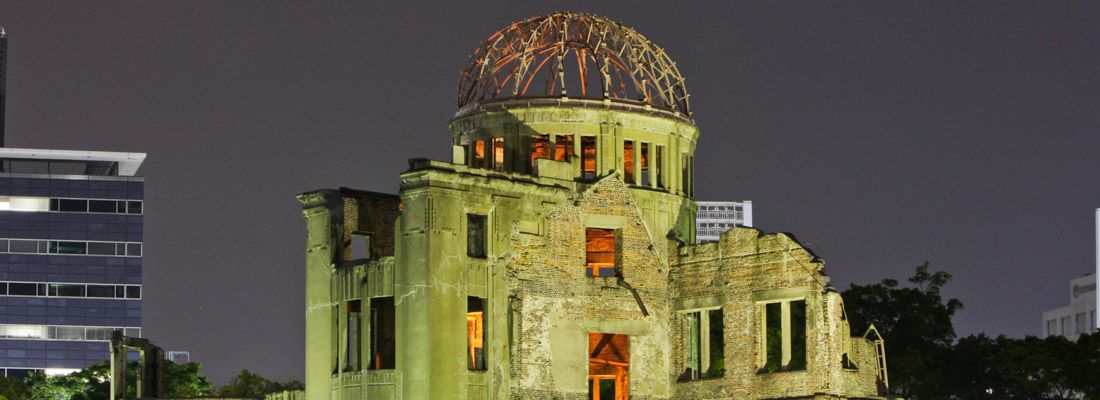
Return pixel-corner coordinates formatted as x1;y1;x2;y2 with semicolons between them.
669;227;885;399
505;176;673;400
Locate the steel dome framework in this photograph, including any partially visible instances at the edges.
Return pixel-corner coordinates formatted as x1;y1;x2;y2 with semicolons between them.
457;12;692;119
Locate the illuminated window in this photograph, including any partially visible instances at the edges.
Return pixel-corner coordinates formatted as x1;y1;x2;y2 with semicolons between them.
0;196;48;212
760;299;806;373
369;297;396;370
472;139;487;168
581;137;597;180
467;297;486;370
492;137;505;171
554;135;573;161
585;228;617;277
640;143;650;186
588;333;629;400
680;308;724;380
530;135;551;171
623;141;635;184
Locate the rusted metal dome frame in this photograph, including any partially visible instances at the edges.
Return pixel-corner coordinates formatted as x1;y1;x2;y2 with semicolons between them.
457;12;692;120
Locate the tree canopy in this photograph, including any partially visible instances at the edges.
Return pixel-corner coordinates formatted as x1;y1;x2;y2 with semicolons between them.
843;263;1100;399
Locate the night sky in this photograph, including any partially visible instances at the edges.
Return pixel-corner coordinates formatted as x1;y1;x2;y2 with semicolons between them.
0;1;1098;384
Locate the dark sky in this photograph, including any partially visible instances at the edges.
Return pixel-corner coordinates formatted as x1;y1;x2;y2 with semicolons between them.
1;1;1098;384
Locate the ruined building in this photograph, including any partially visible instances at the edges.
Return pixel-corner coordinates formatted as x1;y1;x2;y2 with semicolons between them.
297;12;889;400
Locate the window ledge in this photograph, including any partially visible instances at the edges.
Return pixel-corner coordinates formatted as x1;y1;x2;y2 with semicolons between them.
756;367;808;375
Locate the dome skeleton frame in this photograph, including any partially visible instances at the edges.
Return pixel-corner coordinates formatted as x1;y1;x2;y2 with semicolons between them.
458;12;692;119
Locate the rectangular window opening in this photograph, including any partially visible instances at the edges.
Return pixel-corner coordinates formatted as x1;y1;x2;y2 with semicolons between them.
472;140;487;169
368;297;396;370
656;146;664;188
491;137;505;171
585;228;617;277
623;141;635;184
640;143;650;186
530;135;551;172
680;308;725;380
347;300;362;371
588;333;629;400
467;214;487;258
467;297;487;371
554;135;573;162
348;233;372;261
761;299;806;373
581;137;597;181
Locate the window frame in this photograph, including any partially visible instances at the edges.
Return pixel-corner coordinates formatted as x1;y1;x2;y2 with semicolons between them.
584;227;618;278
757;297;808;373
679;306;725;381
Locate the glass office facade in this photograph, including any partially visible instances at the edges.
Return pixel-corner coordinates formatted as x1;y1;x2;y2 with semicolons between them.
0;174;143;376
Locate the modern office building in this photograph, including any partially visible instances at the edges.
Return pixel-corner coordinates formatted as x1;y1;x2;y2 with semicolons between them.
296;12;888;400
1041;273;1097;341
0;148;145;377
696;201;752;243
1041;211;1100;341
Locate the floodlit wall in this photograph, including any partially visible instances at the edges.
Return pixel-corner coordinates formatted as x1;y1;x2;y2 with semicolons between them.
669;228;885;399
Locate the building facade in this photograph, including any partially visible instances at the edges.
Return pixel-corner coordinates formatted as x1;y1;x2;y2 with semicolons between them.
0;148;145;377
696;201;753;243
1041;273;1096;341
297;13;888;400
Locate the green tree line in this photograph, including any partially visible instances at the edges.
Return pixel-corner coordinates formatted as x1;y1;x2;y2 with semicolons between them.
0;361;301;400
843;262;1100;399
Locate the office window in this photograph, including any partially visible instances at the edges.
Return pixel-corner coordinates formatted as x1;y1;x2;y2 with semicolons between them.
51;241;87;255
585;228;617;277
8;283;43;296
0;325;46;339
472;139;487;168
467;297;487;370
581;137;597;180
491;137;505;171
369;297;396;370
640;143;650;186
48;284;85;298
57;199;88;212
554;135;573;161
467;214;487;258
347;300;362;371
656;146;664;188
1061;316;1071;336
87;285;115;298
1046;319;1057;336
0;196;49;212
623;141;635;184
1091;310;1096;332
680;308;724;380
127;201;143;214
530;135;551;171
1076;312;1087;334
760;299;807;373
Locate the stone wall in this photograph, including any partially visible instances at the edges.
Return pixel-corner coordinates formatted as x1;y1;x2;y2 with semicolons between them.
669;227;885;399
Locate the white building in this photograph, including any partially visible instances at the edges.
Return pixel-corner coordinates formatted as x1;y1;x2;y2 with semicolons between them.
1042;273;1096;341
696;201;752;243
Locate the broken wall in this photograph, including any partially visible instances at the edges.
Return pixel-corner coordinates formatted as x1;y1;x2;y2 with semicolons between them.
669;227;885;399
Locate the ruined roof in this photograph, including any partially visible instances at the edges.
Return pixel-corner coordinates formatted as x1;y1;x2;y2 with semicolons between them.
456;12;692;121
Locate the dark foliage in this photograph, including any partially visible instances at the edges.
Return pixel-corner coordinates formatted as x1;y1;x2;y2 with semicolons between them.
844;263;1100;399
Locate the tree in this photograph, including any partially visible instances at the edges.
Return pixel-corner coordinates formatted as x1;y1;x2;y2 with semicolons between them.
19;360;212;400
0;375;30;400
217;369;303;399
842;262;963;398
